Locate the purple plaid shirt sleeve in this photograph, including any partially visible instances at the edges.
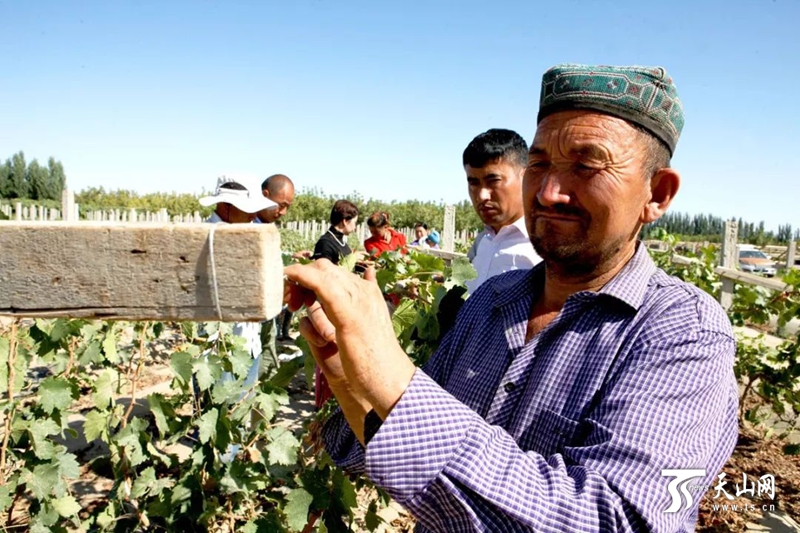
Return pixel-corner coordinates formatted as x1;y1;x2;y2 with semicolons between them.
323;245;739;532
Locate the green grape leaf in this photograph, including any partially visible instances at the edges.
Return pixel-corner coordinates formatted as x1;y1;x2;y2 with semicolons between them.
52;494;81;517
268;356;304;389
448;257;477;287
267;427;300;466
337;474;358;510
0;484;13;512
57;452;81;479
391;299;417;337
116;417;148;467
340;253;359;273
255;391;283;422
39;376;77;414
26;463;60;499
50;319;73;341
376;268;397;292
96;504;116;528
147;393;175;438
131;466;157;499
212;379;243;405
78;339;103;365
0;337;8;392
102;333;119;364
170;351;193;384
228;348;253;379
29;520;52;533
193;354;222;391
197;408;218;444
28;418;61;458
411;252;445;273
83;409;110;442
171;483;193;505
93;368;116;409
284;487;313;532
365;501;384;531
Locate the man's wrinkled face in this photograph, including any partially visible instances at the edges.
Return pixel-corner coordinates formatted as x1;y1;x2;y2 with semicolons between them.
466;158;525;233
258;186;294;223
524;110;653;274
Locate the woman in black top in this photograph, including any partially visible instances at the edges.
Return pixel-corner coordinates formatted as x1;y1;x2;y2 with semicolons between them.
312;199;360;265
310;199;360;408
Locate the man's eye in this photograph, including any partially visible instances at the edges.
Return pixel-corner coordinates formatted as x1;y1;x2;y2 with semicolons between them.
529;161;549;169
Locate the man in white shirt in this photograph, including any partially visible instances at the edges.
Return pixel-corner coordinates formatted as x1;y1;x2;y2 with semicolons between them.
199;175;276;389
464;128;541;293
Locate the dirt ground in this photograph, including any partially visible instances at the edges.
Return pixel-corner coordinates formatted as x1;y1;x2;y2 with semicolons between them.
697;425;800;532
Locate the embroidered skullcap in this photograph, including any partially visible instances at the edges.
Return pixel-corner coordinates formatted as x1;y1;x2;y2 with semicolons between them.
538;64;684;154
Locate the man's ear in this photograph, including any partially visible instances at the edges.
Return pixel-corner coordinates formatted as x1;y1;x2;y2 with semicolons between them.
262;189;271;200
641;168;680;224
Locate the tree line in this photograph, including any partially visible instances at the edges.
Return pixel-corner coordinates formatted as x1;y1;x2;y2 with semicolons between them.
0;151;66;201
70;186;486;232
642;211;798;245
1;150;794;243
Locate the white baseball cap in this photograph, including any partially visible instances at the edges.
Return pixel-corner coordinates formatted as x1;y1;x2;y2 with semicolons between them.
199;175;276;214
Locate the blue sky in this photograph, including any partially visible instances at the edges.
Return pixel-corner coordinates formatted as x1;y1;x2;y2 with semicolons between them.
1;0;798;231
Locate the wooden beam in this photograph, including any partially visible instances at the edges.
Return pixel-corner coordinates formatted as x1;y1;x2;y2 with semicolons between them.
0;222;283;321
715;267;789;292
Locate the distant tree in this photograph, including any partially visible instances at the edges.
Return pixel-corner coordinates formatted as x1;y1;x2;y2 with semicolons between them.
0;160;10;198
47;157;66;200
26;159;50;200
10;151;27;198
776;224;793;244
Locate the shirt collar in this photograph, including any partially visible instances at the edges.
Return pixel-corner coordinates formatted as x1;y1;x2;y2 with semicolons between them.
491;241;656;312
594;242;656;310
484;216;528;237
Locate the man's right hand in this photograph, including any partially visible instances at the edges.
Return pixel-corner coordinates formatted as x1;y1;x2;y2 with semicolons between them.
284;260;416;424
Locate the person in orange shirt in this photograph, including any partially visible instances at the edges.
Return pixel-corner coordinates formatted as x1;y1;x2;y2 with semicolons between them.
364;211;407;257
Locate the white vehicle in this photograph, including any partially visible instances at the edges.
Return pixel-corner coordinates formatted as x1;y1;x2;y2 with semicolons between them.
737;245;777;277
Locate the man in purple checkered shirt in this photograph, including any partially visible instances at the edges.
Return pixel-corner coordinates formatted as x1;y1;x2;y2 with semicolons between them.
285;64;738;532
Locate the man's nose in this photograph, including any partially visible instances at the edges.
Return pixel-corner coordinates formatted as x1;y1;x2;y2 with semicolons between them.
536;172;570;207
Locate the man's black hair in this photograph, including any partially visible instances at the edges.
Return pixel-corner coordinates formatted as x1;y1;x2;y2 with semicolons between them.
463;128;528;169
219;181;248;191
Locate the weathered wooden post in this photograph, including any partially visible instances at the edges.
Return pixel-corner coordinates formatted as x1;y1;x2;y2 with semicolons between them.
61;189;76;222
443;205;456;253
719;219;738;311
787;241;797;271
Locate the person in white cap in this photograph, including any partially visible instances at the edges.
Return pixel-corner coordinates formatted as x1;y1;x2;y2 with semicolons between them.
199;175;276;224
198;175;276;394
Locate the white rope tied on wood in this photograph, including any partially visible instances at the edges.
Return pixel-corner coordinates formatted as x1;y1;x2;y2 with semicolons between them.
207;224;223;321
